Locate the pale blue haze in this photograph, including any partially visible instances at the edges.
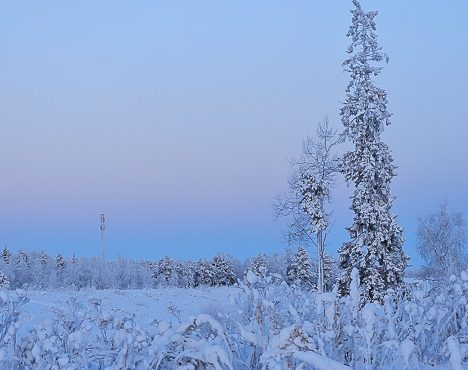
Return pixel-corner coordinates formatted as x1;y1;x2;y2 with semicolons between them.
1;1;467;264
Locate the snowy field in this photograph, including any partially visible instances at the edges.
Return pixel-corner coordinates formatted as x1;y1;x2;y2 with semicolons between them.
20;287;238;334
0;274;466;369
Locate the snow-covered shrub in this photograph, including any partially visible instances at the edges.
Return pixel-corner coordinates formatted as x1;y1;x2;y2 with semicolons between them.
230;273;322;369
96;310;154;369
8;270;468;368
0;272;10;289
150;314;234;369
244;254;268;287
331;270;468;369
18;296;151;369
396;271;468;367
16;293;235;370
18;297;92;368
228;269;468;369
0;289;28;368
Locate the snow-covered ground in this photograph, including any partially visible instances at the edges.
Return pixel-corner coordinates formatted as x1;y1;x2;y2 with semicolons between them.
21;287;238;334
1;276;467;369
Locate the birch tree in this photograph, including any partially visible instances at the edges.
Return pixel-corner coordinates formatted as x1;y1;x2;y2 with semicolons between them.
274;118;340;292
417;203;466;280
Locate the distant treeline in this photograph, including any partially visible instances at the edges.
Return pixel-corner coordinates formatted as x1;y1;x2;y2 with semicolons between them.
0;247;337;291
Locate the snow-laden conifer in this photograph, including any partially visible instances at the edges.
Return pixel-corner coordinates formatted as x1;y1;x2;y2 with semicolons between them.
56;253;66;271
156;256;174;286
286;246;315;290
0;271;10;289
2;247;10;265
338;0;408;303
244;254;268;285
211;255;237;286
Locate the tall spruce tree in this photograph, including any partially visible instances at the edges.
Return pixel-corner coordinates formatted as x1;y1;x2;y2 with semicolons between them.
338;0;408;303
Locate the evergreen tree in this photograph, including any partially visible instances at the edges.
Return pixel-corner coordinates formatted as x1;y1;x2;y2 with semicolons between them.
192;260;209;287
179;260;197;288
56;253;66;271
322;254;336;292
2;247;10;264
0;271;10;288
338;0;408;303
13;250;32;288
211;255;236;286
201;260;216;286
286;246;315;290
17;250;30;268
71;254;78;265
143;260;158;282
39;251;49;267
169;261;184;287
244;254;268;283
185;261;199;287
157;256;174;285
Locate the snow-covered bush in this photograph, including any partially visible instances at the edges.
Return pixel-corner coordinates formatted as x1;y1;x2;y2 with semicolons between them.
152;314;234;369
0;272;10;289
229;269;468;369
244;254;268;287
17;297;234;370
18;297;93;368
0;289;28;368
5;270;467;368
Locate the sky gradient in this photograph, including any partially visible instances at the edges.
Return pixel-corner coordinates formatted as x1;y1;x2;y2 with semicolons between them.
1;1;467;265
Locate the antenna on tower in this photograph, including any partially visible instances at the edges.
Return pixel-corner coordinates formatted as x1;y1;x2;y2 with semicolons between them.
100;213;106;261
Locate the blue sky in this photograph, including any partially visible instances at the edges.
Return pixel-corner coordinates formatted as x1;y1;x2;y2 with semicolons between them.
1;1;467;265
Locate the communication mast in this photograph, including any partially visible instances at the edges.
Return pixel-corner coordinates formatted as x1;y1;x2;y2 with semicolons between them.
100;213;106;261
